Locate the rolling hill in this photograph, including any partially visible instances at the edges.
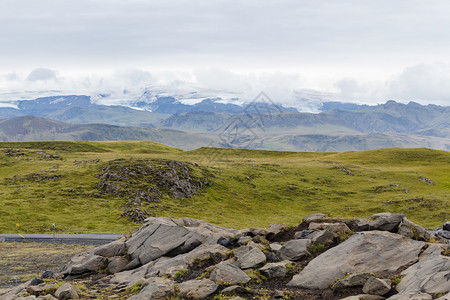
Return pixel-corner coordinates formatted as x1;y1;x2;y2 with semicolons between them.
0;141;448;233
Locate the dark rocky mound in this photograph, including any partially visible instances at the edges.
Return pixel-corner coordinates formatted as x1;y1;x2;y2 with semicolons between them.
1;213;449;300
96;159;212;222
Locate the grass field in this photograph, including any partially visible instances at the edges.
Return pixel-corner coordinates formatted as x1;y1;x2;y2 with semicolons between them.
0;141;448;233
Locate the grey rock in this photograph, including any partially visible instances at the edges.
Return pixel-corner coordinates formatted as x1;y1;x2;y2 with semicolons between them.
237;248;266;269
340;295;385;300
210;261;251;285
37;295;58;300
27;285;45;295
265;251;281;263
436;230;450;239
309;222;351;234
93;239;126;257
41;271;55;279
332;273;374;289
303;213;327;222
269;243;282;252
294;229;318;239
259;261;291;279
287;231;425;289
55;283;79;299
16;296;37;300
235;227;267;239
127;277;175;300
233;245;252;260
221;285;250;295
397;218;431;241
108;256;130;274
110;265;147;287
444;222;450;231
386;292;432;300
395;245;450;295
368;213;405;232
279;239;311;261
436;292;450;300
237;236;251;245
345;218;370;231
62;253;107;275
267;223;286;239
362;277;391;295
178;279;218;299
30;278;44;285
311;230;337;247
125;223;203;267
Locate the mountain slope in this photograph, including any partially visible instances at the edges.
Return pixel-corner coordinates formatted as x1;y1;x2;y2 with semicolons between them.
0;116;212;150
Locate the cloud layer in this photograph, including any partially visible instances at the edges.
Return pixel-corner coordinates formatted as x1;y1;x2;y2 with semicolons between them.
1;64;449;107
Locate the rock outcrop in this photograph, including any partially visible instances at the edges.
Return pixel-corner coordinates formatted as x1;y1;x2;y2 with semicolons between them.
1;213;449;300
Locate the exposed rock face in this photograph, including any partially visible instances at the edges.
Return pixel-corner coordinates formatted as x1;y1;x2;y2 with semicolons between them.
287;231;425;289
395;244;450;295
5;213;449;300
125;223;203;267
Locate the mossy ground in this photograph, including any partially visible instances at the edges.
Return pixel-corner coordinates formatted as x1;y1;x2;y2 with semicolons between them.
0;141;448;233
0;241;92;288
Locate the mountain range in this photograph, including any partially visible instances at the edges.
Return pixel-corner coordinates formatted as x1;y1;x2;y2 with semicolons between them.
0;95;448;151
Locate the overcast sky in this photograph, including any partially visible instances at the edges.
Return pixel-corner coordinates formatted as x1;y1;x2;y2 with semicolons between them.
1;0;450;106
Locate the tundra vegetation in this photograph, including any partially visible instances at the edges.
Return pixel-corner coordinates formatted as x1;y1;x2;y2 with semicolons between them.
0;141;448;234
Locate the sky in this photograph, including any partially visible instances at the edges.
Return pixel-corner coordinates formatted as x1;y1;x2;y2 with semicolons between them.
1;0;450;107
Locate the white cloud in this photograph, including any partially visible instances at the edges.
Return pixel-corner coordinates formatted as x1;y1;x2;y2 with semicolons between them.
26;68;58;82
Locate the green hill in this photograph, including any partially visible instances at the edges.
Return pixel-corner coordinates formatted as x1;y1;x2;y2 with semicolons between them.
0;141;448;233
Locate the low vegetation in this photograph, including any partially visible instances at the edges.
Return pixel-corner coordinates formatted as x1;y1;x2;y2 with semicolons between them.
0;141;448;233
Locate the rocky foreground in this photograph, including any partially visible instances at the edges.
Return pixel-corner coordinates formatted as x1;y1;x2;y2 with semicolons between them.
1;213;449;300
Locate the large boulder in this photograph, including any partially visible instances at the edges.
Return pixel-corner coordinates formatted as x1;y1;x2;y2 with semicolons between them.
125;223;203;268
259;261;291;279
444;222;450;231
397;218;431;241
237;248;266;269
54;283;79;299
62;253;107;276
309;222;351;234
279;239;311;261
362;277;391;295
368;213;405;232
93;239;126;257
302;213;328;223
332;273;374;289
209;262;251;285
178;279;218;299
127;277;175;300
287;231;425;289
386;292;433;300
395;244;450;295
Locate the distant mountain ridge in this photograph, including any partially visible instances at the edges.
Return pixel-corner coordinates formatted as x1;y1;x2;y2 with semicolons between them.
0;115;212;150
0;95;448;151
1;115;449;151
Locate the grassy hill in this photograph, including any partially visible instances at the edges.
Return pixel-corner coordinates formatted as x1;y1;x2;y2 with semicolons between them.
0;141;448;234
